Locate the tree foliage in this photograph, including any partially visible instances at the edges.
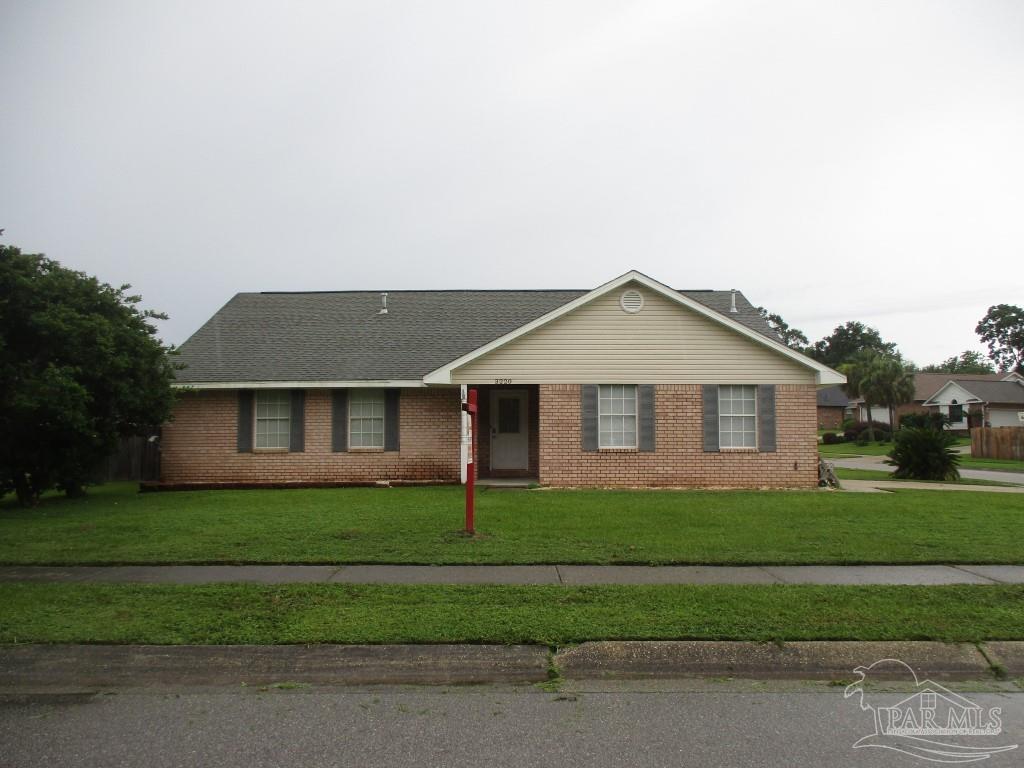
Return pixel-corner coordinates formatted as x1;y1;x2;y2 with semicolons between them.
756;307;809;351
809;321;897;369
839;350;913;441
0;246;178;505
975;304;1024;374
920;350;995;375
868;354;916;428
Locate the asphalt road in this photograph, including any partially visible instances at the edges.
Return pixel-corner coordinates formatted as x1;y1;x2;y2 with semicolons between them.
2;682;1022;768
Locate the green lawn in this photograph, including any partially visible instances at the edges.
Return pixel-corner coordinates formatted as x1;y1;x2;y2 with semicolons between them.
2;583;1022;644
834;468;1022;487
2;482;1024;565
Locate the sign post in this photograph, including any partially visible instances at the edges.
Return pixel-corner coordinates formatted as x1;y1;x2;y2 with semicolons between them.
461;388;478;534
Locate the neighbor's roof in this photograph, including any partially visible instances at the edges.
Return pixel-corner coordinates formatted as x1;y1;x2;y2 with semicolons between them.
816;385;850;408
944;379;1024;405
911;372;1009;401
174;288;778;384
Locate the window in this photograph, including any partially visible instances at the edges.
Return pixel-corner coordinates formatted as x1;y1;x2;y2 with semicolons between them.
255;390;291;449
350;389;385;448
598;384;637;448
921;692;937;710
949;402;964;423
719;385;757;448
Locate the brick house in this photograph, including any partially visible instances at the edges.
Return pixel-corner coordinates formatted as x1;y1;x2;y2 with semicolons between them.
163;271;844;489
816;385;851;430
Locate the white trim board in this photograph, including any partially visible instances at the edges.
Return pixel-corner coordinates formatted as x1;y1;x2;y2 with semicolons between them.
422;270;846;386
174;380;429;390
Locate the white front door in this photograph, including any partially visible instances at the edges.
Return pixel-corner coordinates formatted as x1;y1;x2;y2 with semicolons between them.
490;389;529;470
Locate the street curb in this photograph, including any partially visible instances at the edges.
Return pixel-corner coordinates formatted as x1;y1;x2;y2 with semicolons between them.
553;641;997;681
0;641;1008;690
0;644;551;689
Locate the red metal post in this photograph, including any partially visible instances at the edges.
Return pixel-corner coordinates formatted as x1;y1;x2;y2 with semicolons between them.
463;388;477;534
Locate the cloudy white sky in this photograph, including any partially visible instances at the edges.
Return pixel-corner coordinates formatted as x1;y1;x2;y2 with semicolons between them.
2;0;1022;366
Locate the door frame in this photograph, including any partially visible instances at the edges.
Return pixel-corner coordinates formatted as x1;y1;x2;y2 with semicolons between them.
489;388;529;471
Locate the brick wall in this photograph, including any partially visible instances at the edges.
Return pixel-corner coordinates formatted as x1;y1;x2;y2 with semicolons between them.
538;384;819;488
161;388;461;484
817;405;844;430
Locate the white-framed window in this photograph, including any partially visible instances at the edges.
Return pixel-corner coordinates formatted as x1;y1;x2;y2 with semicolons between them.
598;384;637;448
350;389;385;448
255;390;291;449
719;385;757;449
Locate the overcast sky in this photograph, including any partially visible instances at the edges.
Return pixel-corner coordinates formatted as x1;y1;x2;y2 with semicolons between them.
2;0;1022;366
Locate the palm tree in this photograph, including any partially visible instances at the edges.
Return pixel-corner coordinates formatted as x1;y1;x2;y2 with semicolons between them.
840;350;880;441
870;355;916;430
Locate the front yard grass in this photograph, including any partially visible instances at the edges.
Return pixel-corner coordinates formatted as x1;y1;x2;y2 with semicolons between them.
2;482;1024;565
2;583;1022;644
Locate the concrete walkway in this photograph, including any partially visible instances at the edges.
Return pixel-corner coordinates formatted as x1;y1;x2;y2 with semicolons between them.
830;454;1024;491
3;563;1024;585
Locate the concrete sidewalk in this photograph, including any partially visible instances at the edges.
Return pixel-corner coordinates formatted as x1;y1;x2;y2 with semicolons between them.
2;563;1023;585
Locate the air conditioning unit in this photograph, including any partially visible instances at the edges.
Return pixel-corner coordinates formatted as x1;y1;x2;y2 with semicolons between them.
1018;411;1024;424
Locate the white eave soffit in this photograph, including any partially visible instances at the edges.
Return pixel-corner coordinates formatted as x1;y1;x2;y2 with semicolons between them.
422;270;846;386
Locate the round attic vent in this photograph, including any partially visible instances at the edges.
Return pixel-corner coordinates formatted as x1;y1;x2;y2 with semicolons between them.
620;289;644;314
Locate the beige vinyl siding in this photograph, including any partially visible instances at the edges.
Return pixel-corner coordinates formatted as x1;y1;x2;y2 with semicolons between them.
451;285;815;385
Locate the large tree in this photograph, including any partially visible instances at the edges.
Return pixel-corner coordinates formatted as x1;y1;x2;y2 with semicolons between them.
809;321;898;369
0;246;177;505
920;350;995;375
976;304;1024;374
756;307;809;351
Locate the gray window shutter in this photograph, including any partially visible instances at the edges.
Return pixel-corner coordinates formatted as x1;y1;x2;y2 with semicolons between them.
702;385;720;453
237;390;254;452
581;384;598;451
289;390;305;452
638;384;655;452
331;390;348;452
757;384;777;453
384;389;400;451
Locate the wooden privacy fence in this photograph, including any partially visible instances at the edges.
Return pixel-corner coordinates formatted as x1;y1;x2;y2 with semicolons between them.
102;434;161;482
971;427;1024;461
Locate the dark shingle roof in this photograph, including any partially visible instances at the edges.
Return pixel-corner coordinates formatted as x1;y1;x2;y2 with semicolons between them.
817;385;850;408
950;379;1024;405
911;372;1009;402
174;288;779;383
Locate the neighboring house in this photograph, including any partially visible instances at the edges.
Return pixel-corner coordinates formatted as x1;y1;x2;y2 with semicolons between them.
816;385;851;429
163;271;844;489
849;372;1020;426
922;374;1024;429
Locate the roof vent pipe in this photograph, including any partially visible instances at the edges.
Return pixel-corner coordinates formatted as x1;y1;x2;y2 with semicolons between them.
378;292;388;315
729;290;738;313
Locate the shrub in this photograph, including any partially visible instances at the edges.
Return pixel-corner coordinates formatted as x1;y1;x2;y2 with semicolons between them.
899;412;949;431
843;420;890;441
822;432;845;445
886;427;960;481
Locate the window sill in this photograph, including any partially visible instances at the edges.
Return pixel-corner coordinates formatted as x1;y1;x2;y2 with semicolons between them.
720;447;758;453
598;447;638;452
253;448;290;454
349;447;385;452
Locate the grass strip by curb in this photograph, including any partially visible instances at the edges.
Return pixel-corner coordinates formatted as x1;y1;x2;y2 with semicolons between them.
2;583;1023;645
